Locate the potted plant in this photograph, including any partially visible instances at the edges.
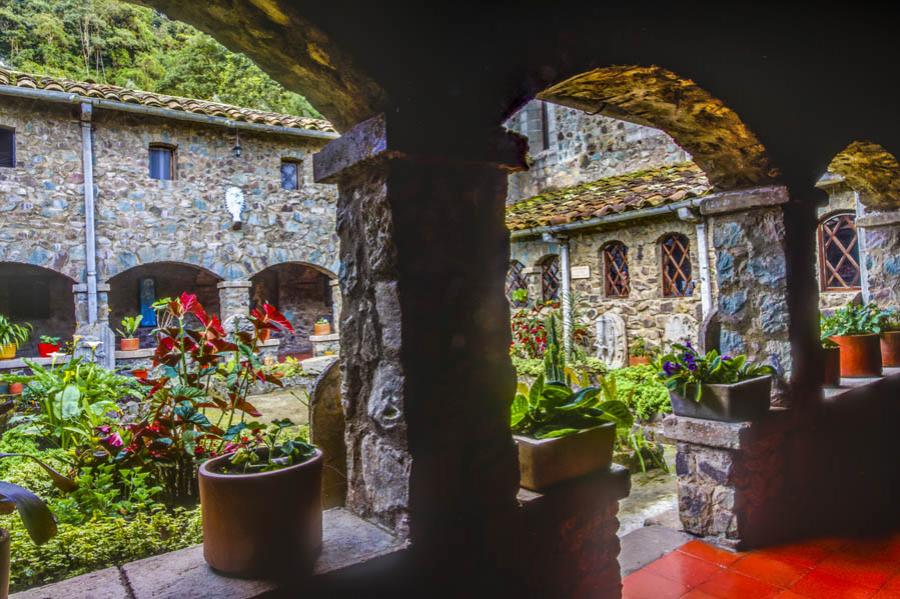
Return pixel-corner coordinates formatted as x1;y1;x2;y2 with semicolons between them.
0;316;31;361
198;419;323;578
821;338;841;387
628;338;653;366
1;454;76;599
878;309;900;368
313;317;331;336
510;316;631;491
37;336;61;358
116;315;143;351
656;343;775;422
820;303;885;377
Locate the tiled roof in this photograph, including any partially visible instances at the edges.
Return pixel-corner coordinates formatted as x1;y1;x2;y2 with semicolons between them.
0;67;336;133
506;162;711;231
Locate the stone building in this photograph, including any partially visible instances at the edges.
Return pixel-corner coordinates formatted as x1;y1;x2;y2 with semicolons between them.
0;67;340;367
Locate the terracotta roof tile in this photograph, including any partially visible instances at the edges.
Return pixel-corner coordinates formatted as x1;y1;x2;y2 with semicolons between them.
0;66;335;134
506;162;711;230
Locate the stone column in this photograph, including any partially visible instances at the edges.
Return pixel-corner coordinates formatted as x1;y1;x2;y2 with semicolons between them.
313;114;524;553
522;266;542;305
857;210;900;309
329;278;342;333
216;280;252;331
701;187;793;404
73;283;115;368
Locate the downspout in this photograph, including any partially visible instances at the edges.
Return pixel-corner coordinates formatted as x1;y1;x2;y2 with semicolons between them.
80;102;98;324
854;190;871;303
676;206;712;318
559;237;572;359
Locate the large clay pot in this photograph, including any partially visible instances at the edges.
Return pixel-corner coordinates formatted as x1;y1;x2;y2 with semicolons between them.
880;331;900;368
822;346;841;387
0;344;15;361
628;356;650;366
120;337;140;351
1;528;10;599
37;343;60;358
669;375;772;423
199;449;323;578
313;322;331;336
829;334;883;378
514;422;615;491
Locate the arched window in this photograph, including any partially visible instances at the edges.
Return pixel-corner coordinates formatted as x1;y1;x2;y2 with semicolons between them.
506;260;528;304
819;212;860;291
541;255;560;302
660;234;693;297
602;241;629;297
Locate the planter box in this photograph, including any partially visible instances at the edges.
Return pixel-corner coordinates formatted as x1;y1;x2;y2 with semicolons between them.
829;334;882;378
881;331;900;368
514;422;615;491
669;375;772;423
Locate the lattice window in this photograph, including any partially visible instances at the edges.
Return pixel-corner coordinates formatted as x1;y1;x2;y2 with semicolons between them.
819;212;860;291
541;255;560;302
660;234;693;297
506;260;528;305
603;241;629;297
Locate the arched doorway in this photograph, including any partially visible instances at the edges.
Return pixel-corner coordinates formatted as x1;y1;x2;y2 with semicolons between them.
0;262;76;357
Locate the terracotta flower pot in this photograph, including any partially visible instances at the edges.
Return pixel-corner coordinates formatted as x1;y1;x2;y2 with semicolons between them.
514;422;615;491
0;344;16;361
880;331;900;368
313;322;331;336
669;375;772;422
822;346;841;387
120;337;140;351
37;343;60;358
1;528;9;599
8;383;23;395
629;355;650;366
199;449;323;578
829;334;882;378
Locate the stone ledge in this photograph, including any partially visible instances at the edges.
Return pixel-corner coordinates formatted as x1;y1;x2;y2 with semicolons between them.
699;185;789;216
0;355;70;370
11;508;406;599
216;280;253;289
309;333;339;342
662;408;791;450
115;347;155;359
857;211;900;227
822;367;900;403
517;463;631;508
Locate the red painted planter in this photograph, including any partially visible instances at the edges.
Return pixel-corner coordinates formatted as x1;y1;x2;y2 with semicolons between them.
829;334;883;378
822;346;841;387
131;369;149;380
37;343;60;358
120;338;140;351
8;382;23;395
629;356;650;366
880;331;900;368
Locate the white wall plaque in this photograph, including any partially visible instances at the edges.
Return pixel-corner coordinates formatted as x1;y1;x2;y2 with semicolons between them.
570;265;591;279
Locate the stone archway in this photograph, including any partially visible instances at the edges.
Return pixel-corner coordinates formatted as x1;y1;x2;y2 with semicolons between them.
0;262;77;357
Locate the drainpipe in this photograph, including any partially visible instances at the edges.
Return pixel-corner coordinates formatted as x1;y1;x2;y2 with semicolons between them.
854;191;871;303
80;102;98;324
676;206;712;318
543;232;572;358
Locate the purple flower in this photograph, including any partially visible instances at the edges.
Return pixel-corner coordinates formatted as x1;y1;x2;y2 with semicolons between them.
684;353;697;371
663;361;681;376
104;432;124;448
722;354;732;361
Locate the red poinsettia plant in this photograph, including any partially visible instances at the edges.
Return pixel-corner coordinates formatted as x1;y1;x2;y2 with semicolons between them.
101;293;293;501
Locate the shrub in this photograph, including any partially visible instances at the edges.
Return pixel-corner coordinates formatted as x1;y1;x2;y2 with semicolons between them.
608;364;671;422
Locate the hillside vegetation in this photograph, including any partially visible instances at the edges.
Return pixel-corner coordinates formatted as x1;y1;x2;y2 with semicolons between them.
0;0;321;117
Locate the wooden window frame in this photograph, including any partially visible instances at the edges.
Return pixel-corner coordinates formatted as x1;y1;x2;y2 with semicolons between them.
148;143;177;181
281;158;303;190
602;241;630;298
660;233;693;298
506;260;528;305
541;255;561;302
0;125;15;169
818;211;861;292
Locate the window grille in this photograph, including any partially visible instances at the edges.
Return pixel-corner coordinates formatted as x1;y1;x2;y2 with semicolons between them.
506;261;528;305
603;242;629;297
149;144;175;180
541;255;560;302
819;212;860;291
661;234;693;297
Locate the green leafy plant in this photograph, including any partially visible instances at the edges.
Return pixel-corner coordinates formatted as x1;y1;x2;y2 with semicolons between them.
0;453;76;546
115;315;143;339
510;288;528;306
0;314;32;349
38;336;61;345
608;364;671;421
628;337;654;358
655;343;775;403
219;419;317;474
820;302;890;337
314;317;330;326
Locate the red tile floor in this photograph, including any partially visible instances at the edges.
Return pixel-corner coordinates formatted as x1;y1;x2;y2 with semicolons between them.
623;534;900;598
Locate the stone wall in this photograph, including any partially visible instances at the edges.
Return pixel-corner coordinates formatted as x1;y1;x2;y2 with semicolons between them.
505;100;690;204
510;213;708;362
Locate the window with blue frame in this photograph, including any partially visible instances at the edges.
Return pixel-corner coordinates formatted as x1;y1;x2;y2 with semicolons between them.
149;144;175;180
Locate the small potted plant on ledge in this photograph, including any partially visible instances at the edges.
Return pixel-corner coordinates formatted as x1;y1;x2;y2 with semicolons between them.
820;303;885;378
1;453;76;598
628;338;653;366
199;419;323;578
116;315;143;351
511;317;631;491
313;317;331;336
656;343;775;423
821;338;841;387
37;335;61;358
0;316;31;361
878;309;900;368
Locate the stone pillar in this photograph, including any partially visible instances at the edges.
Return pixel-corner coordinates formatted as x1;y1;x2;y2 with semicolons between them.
329;278;342;333
701;187;793;404
73;283;115;368
216;280;252;331
522;266;542;305
313;113;524;557
857;210;900;309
